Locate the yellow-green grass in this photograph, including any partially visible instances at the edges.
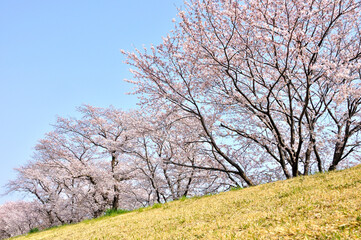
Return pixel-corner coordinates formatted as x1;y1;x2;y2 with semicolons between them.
12;165;361;239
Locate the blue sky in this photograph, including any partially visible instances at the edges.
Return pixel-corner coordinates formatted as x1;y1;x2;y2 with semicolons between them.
0;0;183;204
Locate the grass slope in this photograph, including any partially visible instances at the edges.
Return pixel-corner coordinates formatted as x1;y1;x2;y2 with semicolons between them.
12;165;361;239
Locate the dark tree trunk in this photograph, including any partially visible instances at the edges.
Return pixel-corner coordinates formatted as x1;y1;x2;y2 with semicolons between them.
329;136;348;171
292;163;299;177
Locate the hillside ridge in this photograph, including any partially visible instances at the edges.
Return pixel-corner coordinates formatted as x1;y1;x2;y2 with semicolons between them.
12;165;361;239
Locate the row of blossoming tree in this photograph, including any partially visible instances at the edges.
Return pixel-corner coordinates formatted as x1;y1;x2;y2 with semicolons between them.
1;106;229;238
2;0;361;238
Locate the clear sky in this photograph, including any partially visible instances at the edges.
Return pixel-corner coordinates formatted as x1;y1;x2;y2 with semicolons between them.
0;0;184;204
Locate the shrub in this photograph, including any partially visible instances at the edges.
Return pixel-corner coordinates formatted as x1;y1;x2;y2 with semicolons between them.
28;228;39;234
104;208;130;216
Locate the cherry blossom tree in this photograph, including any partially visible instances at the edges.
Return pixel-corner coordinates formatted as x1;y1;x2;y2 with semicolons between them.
5;106;141;232
123;0;361;184
54;105;136;210
0;201;47;239
7;132;112;224
126;110;231;204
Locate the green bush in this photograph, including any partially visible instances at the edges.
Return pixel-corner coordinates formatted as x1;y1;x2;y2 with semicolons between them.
28;228;39;234
230;186;243;191
179;196;188;201
151;203;162;209
104;208;130;216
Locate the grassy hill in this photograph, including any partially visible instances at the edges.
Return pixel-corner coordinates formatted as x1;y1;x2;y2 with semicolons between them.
12;165;361;239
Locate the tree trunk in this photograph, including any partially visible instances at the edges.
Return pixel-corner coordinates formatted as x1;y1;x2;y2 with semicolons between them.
292;165;299;177
329;144;343;171
329;139;347;171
